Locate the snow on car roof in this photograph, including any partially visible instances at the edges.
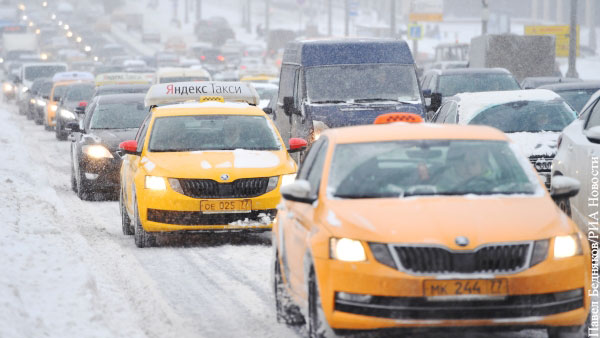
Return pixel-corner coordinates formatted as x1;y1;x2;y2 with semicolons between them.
454;89;562;124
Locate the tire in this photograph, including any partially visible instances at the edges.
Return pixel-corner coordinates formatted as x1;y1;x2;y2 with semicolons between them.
273;253;305;326
307;269;336;338
133;196;155;248
120;189;134;235
76;164;92;201
547;313;590;338
55;118;67;140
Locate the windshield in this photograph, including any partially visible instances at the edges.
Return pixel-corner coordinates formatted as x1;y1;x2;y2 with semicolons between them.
24;65;67;81
149;115;281;152
305;64;421;103
66;85;94;101
39;82;53;96
469;100;576;133
329;140;538;198
438;74;520;96
159;76;210;83
52;85;68;100
556;88;599;112
89;102;148;129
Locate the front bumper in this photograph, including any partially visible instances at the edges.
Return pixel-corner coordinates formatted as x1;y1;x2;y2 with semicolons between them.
314;253;590;331
80;156;122;191
138;183;282;232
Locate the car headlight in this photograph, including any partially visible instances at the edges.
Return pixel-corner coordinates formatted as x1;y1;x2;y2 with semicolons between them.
266;176;279;192
60;109;75;119
3;83;13;92
50;104;57;112
330;238;366;262
37;99;46;107
554;234;583;258
280;174;296;188
82;145;113;159
167;178;184;194
30;98;36;104
145;176;166;190
21;86;28;93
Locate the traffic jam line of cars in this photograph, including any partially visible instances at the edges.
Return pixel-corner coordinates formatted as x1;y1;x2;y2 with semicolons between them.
4;3;599;337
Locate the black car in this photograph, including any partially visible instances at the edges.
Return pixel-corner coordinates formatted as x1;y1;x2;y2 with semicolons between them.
92;84;151;98
31;78;53;125
420;68;521;116
538;81;600;113
69;93;148;200
55;82;95;140
520;76;581;89
23;77;49;120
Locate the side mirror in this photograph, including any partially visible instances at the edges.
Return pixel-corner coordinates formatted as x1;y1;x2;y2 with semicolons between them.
550;176;580;199
53;96;61;101
42;95;49;99
281;179;315;204
422;89;432;98
287;138;307;153
119;140;140;155
263;107;273;114
283;96;295;116
66;122;81;133
429;92;442;112
585;126;600;143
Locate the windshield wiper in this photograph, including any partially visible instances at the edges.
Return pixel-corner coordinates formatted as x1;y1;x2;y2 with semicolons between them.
312;100;347;104
353;98;418;104
333;193;395;199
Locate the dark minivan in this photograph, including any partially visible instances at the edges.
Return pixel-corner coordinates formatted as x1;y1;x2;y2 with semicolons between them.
267;39;424;149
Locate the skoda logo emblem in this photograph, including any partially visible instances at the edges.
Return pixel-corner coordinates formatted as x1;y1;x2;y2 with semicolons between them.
455;236;469;247
220;174;229;181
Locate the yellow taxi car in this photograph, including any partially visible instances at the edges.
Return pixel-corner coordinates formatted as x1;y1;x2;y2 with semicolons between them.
45;72;94;129
94;72;152;87
119;81;307;247
273;121;591;337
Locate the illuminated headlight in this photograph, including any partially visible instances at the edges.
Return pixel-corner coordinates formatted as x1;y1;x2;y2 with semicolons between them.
83;145;113;159
21;86;28;93
50;104;58;112
167;178;184;194
84;45;92;52
3;83;13;92
37;99;46;107
0;57;4;63
60;109;75;119
30;98;35;105
554;234;582;258
280;174;296;188
145;176;166;190
40;53;48;60
330;238;366;262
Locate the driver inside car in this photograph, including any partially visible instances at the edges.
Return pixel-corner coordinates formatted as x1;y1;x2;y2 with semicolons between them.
433;146;494;192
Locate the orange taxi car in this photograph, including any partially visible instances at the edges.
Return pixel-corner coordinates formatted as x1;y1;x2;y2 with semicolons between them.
45;72;94;129
273;122;591;337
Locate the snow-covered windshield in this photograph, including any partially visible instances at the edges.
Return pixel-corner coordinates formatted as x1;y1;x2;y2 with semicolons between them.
24;65;67;81
89;102;148;129
438;74;520;96
306;64;421;103
158;76;210;83
65;85;94;101
149;115;281;152
328;140;538;198
469;100;576;132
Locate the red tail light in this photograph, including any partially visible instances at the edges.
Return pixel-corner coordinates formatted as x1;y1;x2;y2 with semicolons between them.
217;55;225;62
240;65;247;70
78;101;87;107
200;55;206;60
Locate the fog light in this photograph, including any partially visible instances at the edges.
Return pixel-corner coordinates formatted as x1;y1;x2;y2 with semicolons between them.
336;292;372;303
85;173;99;180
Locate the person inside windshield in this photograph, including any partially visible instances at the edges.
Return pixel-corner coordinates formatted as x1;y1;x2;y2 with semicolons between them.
433;147;494;191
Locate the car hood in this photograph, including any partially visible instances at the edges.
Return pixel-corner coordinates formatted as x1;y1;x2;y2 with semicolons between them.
307;102;424;128
508;131;559;157
320;196;572;249
89;129;138;151
140;149;297;179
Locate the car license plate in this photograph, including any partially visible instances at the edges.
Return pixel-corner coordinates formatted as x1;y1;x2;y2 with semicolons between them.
424;279;508;297
200;200;252;213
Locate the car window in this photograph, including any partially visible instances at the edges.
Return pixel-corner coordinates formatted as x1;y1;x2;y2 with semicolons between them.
306;139;328;196
443;102;458;124
433;101;452;123
438;74;520;97
148;115;281;152
89;102;148;129
297;138;326;180
586;99;600;130
136;116;151;153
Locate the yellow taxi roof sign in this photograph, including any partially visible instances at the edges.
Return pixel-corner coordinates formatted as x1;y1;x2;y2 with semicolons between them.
95;72;152;87
145;81;260;107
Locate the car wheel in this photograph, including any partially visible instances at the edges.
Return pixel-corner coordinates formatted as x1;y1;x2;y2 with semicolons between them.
547;312;590;338
55;119;67;140
273;252;305;326
133;196;156;248
120;189;134;235
76;165;92;201
307;268;336;338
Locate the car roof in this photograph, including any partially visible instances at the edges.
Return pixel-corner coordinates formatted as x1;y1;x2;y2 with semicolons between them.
152;102;266;118
96;93;146;104
538;81;600;91
428;68;511;76
95;84;151;92
449;89;563;124
323;123;508;145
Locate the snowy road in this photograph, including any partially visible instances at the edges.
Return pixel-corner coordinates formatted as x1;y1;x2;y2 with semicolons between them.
0;103;547;338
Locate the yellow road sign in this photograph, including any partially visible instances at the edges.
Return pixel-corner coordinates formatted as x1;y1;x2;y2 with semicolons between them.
524;25;579;57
